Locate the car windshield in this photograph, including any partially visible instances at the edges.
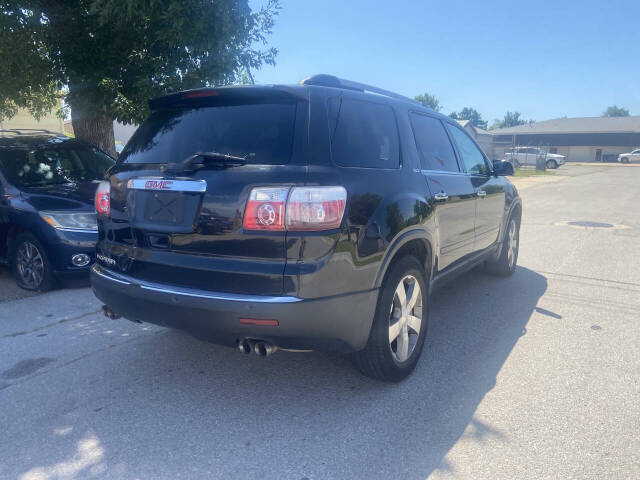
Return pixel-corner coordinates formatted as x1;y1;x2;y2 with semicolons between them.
0;144;114;188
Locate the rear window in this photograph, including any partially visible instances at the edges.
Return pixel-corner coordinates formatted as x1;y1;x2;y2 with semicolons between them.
329;98;400;168
119;103;297;165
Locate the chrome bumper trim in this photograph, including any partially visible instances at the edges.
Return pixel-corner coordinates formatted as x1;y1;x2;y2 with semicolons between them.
92;265;301;303
92;266;131;285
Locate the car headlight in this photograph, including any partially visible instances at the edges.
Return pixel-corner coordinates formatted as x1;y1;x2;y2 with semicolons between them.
39;211;98;232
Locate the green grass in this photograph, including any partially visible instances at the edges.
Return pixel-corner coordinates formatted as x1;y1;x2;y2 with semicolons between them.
513;168;556;177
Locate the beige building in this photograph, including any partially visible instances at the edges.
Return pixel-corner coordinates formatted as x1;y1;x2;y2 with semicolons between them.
0;108;64;133
491;116;640;162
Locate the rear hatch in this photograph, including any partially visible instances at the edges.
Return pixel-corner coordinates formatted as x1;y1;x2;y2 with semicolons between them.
99;87;308;295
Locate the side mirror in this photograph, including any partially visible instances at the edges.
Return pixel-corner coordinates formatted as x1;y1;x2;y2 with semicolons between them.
492;160;514;176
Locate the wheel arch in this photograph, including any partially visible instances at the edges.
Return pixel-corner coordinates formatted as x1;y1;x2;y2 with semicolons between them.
510;199;522;224
6;221;51;262
6;224;26;255
373;229;434;289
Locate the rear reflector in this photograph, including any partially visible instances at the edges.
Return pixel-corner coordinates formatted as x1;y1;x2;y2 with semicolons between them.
243;186;347;232
239;318;279;326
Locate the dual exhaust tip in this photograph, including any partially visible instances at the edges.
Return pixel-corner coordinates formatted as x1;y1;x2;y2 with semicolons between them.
238;339;278;357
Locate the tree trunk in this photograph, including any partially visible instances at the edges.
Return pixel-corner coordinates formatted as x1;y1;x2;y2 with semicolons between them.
71;107;116;157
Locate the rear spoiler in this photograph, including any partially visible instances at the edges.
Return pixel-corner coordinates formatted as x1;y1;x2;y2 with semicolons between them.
148;85;308;110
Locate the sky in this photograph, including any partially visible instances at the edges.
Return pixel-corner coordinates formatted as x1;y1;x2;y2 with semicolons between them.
249;0;640;123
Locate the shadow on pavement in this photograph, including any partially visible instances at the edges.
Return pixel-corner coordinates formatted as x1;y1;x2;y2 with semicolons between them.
14;266;547;479
0;264;37;303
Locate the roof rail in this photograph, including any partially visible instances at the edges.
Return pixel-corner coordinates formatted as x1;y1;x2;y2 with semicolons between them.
0;128;57;135
299;74;418;104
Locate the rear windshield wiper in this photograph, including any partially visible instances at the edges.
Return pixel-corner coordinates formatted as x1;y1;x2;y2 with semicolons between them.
163;151;249;173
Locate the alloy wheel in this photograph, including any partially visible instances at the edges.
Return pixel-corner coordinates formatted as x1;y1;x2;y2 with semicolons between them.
16;241;44;289
507;220;518;269
388;275;422;363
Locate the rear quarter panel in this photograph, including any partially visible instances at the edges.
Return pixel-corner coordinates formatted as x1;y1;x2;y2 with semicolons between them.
286;89;436;299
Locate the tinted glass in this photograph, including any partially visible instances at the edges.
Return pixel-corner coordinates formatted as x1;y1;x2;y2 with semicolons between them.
0;145;114;188
120;103;296;165
330;98;399;168
410;113;459;172
447;124;489;175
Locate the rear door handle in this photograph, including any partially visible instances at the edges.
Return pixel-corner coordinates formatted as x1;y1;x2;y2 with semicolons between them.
434;192;449;202
476;190;487;198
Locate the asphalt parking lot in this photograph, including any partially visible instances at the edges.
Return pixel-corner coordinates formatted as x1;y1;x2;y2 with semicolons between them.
1;165;639;479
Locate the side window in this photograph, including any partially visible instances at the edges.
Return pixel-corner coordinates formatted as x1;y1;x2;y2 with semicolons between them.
447;124;489;175
330;98;400;168
409;113;460;172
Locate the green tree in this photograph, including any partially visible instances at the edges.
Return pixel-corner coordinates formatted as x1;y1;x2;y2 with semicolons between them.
449;107;487;129
0;0;280;155
490;111;533;130
602;105;630;117
414;92;441;111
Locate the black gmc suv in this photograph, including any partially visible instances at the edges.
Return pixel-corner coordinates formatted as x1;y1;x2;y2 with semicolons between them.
91;75;521;381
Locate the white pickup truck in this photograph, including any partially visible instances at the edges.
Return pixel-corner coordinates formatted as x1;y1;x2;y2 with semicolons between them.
618;149;640;164
505;147;566;169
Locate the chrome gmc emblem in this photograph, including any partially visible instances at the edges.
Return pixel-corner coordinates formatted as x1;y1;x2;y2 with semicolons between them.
145;180;174;190
127;178;207;192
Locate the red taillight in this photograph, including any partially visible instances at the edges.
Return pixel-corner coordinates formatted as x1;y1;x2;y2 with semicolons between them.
243;187;289;231
243;186;347;232
286;187;347;231
95;181;110;216
239;318;279;326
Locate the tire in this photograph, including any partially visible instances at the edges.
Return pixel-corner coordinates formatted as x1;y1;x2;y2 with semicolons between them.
352;256;429;382
546;159;558;169
484;214;520;277
10;232;54;291
621;157;629;164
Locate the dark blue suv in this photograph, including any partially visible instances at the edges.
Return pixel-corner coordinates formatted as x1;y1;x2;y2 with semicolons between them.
91;76;520;381
0;130;114;290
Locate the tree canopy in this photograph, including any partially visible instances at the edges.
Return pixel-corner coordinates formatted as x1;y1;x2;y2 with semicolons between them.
449;107;487;130
0;0;280;154
414;92;441;112
490;111;533;130
602;105;630;117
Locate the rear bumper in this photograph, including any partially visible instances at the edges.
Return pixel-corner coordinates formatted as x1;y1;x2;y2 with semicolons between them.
90;265;378;353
